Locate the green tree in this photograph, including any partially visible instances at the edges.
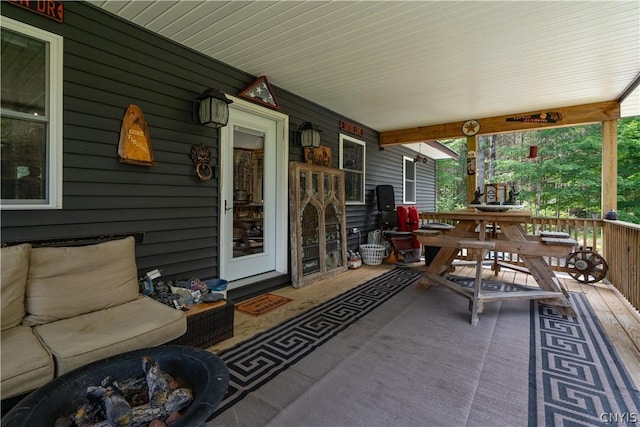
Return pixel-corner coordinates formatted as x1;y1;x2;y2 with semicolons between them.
617;117;640;223
436;118;640;224
436;138;467;210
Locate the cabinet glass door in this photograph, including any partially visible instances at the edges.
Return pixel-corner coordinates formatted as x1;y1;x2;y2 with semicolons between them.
289;162;347;287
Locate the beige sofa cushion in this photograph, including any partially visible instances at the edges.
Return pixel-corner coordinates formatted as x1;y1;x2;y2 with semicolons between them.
24;237;140;326
35;295;186;375
1;325;54;399
1;244;31;331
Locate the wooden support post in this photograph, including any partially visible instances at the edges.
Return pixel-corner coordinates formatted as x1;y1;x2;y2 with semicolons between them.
466;135;477;205
602;120;617;215
459;240;495;325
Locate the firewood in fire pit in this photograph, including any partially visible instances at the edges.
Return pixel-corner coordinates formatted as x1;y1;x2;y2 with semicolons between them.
118;376;149;407
142;356;173;407
87;378;132;427
63;357;193;427
87;388;192;427
70;398;102;425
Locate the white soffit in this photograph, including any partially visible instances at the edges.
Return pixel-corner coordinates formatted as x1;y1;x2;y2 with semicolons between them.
404;142;459;161
90;1;640;132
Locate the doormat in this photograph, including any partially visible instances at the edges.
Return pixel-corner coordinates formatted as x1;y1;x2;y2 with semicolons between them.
236;293;292;316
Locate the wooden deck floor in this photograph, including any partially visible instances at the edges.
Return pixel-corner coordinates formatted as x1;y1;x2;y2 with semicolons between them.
210;261;640;389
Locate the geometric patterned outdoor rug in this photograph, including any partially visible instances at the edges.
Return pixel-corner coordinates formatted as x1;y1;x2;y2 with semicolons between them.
448;274;640;425
529;293;640;426
214;267;423;415
213;270;640;424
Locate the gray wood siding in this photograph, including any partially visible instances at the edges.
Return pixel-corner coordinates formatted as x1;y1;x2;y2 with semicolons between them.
344;144;437;251
0;2;438;281
1;2;234;279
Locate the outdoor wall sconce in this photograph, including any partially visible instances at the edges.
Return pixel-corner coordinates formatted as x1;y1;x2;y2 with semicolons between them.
194;89;233;128
298;122;322;148
191;144;214;181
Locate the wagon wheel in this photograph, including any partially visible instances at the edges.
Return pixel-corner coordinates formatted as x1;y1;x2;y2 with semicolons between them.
565;250;608;283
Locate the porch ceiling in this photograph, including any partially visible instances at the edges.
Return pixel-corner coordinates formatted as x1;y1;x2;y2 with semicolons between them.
91;1;639;134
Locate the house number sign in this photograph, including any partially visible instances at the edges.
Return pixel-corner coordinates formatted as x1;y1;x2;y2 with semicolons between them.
7;0;64;23
339;120;364;137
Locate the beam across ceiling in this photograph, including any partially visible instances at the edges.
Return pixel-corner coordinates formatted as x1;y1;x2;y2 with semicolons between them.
380;101;621;147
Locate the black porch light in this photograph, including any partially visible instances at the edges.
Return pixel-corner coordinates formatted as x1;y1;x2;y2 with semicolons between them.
298;121;322;148
195;89;233;128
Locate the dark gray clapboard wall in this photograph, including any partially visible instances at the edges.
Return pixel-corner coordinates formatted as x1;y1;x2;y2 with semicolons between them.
2;2;236;280
344;145;437;251
0;1;437;284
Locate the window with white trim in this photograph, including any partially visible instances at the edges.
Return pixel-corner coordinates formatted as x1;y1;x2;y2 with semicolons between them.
339;134;365;204
403;156;416;204
1;18;63;209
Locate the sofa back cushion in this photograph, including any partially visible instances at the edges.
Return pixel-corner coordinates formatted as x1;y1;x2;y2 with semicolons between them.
24;237;140;326
1;244;32;330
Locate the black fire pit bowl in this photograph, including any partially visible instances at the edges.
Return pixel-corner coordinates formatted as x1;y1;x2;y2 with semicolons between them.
1;345;229;427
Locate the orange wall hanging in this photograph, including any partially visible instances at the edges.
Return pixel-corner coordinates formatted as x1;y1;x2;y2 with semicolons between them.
117;104;156;166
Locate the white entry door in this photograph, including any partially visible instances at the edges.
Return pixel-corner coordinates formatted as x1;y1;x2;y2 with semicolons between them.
220;97;288;285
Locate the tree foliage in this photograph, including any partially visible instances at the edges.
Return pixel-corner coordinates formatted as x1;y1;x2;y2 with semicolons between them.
436;117;640;224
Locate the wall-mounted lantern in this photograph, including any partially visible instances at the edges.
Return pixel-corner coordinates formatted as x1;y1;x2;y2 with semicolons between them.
194;89;233;128
298;121;322;148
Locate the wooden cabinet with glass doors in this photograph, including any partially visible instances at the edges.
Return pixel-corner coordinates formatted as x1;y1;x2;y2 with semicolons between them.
289;161;347;288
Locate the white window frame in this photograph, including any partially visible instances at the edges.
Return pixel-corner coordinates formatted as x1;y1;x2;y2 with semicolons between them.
403;155;416;204
339;134;366;205
1;18;63;210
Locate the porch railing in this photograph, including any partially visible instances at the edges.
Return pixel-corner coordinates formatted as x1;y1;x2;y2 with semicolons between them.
602;220;640;311
419;212;639;312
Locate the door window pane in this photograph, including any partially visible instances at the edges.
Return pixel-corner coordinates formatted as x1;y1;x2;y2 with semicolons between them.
232;126;265;258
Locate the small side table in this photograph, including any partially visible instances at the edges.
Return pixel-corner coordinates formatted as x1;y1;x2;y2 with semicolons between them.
169;299;234;348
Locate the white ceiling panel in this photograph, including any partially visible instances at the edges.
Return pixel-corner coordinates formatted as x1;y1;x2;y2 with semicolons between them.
90;1;640;132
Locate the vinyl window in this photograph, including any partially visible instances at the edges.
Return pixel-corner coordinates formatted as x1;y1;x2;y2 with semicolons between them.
403;156;416;204
1;18;63;209
339;134;365;204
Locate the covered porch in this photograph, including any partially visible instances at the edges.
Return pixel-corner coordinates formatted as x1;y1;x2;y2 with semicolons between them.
2;2;638;421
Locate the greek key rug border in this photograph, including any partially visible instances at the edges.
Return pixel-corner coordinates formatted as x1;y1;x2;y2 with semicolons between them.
215;268;422;415
528;293;640;426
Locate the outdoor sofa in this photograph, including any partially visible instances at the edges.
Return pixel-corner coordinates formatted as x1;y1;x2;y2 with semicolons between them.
0;236;186;399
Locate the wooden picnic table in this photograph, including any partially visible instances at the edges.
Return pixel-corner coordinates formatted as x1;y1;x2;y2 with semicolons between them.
415;209;577;318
